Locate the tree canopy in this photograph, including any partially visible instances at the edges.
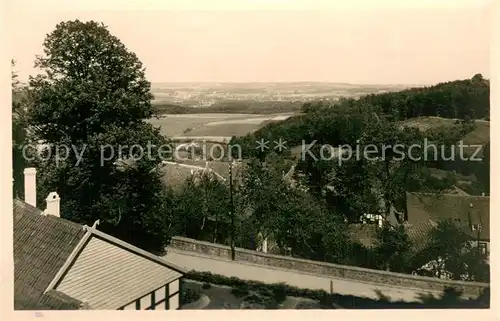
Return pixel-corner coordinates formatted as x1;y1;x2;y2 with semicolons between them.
27;20;171;253
12;60;29;198
416;219;489;282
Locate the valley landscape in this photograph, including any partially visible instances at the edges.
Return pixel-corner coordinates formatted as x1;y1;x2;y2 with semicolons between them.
150;82;412;106
10;6;491;313
148;82;409;142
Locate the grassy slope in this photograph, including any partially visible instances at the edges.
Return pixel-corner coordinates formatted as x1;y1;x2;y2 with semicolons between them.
399;116;490;156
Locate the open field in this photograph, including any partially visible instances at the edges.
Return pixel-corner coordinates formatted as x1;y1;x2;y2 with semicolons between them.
399;116;489;154
399;116;489;142
462;121;490;146
399;116;459;131
148;113;295;140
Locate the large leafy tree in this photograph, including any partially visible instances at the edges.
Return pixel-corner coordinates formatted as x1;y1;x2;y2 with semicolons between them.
237;157;351;263
325;115;455;223
373;223;413;273
420;219;489;281
171;172;231;243
29;20;156;143
27;20;171;253
357;118;452;217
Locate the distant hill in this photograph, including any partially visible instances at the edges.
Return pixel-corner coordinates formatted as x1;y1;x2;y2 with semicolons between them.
230;75;489;157
228;76;489;195
150;82;410;108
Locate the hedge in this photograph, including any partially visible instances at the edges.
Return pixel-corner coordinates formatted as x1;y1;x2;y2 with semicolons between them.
179;279;201;305
183;270;490;309
184;270;331;304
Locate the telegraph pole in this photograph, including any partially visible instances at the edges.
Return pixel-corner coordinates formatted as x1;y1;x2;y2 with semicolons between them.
229;160;236;261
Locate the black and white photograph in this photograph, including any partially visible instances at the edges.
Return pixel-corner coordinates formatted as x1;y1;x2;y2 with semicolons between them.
2;0;497;316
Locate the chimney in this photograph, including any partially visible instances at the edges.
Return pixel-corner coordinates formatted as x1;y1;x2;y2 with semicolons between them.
23;168;37;207
45;192;60;217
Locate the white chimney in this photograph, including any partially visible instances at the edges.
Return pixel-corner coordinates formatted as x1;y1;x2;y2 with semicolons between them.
45;192;60;217
23;168;37;207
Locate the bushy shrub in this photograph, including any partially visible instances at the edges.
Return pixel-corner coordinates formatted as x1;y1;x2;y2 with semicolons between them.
179;284;201;305
185;270;329;303
270;283;287;302
183;271;487;309
231;287;250;298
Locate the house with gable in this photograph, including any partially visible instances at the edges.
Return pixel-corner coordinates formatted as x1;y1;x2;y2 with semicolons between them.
405;192;490;256
14;168;187;310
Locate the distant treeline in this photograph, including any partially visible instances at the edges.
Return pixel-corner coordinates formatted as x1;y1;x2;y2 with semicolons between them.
227;75;490;195
154;100;305;115
354;74;489;120
231;74;490;157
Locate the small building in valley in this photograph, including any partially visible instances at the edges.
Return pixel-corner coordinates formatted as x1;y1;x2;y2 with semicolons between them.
406;192;490;255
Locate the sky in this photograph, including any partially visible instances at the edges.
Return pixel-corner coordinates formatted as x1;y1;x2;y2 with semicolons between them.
7;0;493;85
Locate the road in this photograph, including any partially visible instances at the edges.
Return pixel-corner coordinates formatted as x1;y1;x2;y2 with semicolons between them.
164;249;443;303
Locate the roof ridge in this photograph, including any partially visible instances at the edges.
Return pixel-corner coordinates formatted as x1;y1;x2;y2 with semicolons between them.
45;225;188;296
14;199;88;232
14;198;43;214
83;226;188;274
44;214;88;230
408;191;489;199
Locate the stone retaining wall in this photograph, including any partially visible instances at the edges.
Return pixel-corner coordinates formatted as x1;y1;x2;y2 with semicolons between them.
169;236;489;298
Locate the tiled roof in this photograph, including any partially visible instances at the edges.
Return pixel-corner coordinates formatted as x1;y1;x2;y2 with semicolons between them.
404;219;438;253
15;290;83;310
14;198;187;310
13;198;86;310
406;192;490;240
347;224;378;248
347;220;441;253
36;290;85;310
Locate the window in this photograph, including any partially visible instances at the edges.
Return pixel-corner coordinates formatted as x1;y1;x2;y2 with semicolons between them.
478;242;487;255
471;224;482;231
362;214;382;225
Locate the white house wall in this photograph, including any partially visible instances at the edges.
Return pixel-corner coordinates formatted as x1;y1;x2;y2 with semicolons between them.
169;279;179;297
119;281;180;310
169;293;179;310
155;286;166;302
